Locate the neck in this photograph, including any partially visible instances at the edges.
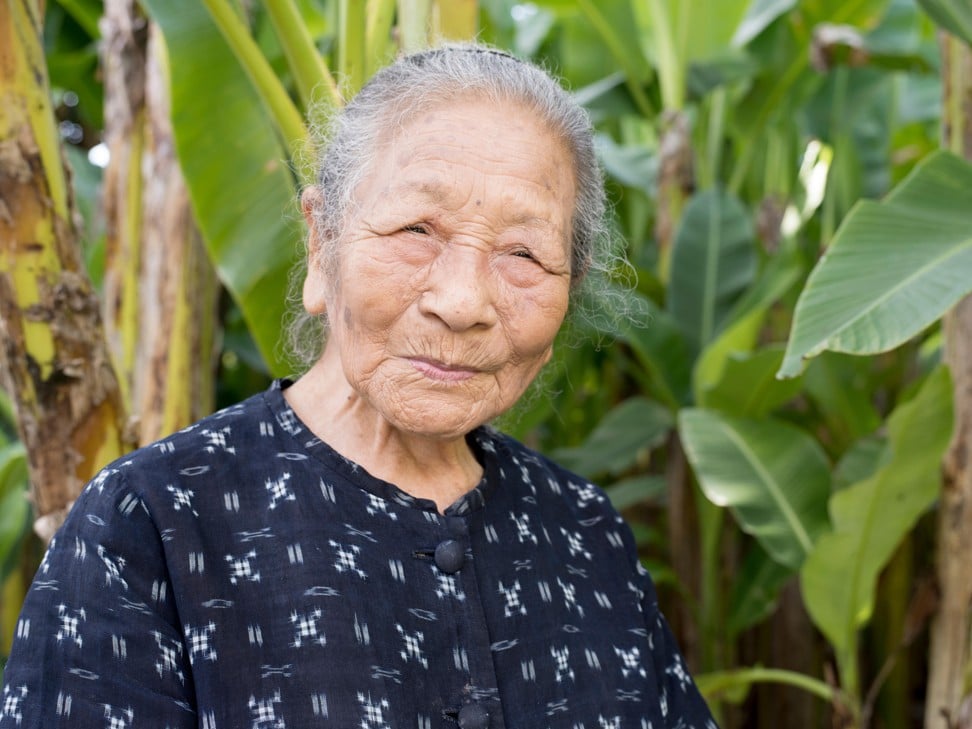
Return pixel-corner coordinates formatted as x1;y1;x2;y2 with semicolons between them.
284;347;484;513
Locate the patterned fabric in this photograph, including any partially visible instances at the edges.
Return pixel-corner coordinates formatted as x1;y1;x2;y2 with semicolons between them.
0;381;717;728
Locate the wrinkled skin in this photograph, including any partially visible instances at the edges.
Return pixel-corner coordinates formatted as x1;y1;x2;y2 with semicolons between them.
286;96;576;511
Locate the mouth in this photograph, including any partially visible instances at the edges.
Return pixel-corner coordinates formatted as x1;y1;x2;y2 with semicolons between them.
408;357;481;382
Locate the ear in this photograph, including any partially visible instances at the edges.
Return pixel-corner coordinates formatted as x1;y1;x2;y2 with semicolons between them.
301;186;329;316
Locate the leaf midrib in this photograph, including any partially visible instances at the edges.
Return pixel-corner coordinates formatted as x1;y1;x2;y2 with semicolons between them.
807;234;972;350
718;420;813;554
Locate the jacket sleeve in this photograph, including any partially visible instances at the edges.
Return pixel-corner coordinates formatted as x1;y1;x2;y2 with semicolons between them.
636;562;719;729
0;468;196;728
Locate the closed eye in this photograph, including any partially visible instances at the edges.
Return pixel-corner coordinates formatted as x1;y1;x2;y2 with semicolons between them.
512;249;537;261
402;223;430;235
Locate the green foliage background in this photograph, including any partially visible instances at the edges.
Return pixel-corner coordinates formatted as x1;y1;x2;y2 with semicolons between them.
4;0;972;726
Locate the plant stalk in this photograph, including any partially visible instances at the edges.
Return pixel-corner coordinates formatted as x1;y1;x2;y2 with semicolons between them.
263;0;340;111
576;0;655;119
201;0;309;164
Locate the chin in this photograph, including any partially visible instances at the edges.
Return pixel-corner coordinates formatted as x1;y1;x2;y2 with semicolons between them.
386;404;494;441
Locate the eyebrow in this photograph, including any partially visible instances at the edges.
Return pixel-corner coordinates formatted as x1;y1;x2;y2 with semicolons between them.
391;179;557;229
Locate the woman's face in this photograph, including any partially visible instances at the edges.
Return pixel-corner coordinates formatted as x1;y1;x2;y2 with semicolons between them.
304;96;576;440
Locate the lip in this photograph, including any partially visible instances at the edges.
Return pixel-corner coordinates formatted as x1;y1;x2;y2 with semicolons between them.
408;357;480;382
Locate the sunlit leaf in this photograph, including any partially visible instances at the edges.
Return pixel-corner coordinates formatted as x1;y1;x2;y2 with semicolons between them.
679;409;831;569
779;151;972;377
800;366;952;687
732;0;797;47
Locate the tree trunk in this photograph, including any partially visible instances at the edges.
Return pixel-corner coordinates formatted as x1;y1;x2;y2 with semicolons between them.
925;32;972;729
101;0;148;410
102;2;219;445
0;0;131;541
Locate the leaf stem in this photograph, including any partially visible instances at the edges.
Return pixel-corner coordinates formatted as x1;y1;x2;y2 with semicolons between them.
696;665;847;706
398;0;432;54
365;0;397;77
263;0;340;111
201;0;309;162
575;0;655;119
339;0;366;93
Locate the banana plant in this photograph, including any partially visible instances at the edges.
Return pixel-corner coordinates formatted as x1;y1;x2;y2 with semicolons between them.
497;0;950;725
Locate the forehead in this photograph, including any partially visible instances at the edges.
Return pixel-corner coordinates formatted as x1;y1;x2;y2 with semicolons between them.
372;96;574;211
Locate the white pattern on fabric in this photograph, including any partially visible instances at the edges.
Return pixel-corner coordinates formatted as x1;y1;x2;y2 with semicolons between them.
248;690;285;728
0;382;717;729
356;692;391;729
0;686;26;726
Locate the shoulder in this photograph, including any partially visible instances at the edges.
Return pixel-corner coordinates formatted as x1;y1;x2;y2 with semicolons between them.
479;428;638;570
65;384;297;536
109;388;277;473
484;428;619;519
90;386;292;499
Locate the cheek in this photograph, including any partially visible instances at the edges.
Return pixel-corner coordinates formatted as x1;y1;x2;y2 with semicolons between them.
503;287;569;361
335;254;419;330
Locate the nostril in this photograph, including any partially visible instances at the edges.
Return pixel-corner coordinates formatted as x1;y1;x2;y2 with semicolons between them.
418;282;496;331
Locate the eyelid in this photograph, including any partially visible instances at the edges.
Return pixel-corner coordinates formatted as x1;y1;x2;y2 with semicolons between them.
402;223;430;235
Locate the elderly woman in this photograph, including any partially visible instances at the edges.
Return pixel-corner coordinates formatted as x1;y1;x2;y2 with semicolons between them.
0;46;716;728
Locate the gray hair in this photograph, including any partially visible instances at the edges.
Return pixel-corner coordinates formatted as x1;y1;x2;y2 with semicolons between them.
287;43;617;370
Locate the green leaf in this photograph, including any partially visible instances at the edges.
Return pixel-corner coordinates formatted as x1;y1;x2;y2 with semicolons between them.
832;434;886;491
702;347;804;418
803;353;883;450
729;0;891;191
693;248;803;399
0;443;30;583
576;286;693;408
917;0;972;46
143;0;303;376
868;0;940;60
510;2;556;57
779;151;972;377
633;0;753;63
606;474;667;511
0;391;16;442
727;544;794;635
551;397;673;478
679;409;831;569
52;0;101;39
800;366;952;692
732;0;797;47
668;189;758;351
595;134;657;196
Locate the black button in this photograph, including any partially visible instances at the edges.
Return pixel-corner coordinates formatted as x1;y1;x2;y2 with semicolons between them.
457;703;489;729
434;539;465;573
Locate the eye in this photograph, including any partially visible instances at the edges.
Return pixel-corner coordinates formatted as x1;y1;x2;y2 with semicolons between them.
402;223;430;235
512;249;537;261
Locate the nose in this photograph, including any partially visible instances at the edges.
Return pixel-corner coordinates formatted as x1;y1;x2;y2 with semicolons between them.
418;244;498;331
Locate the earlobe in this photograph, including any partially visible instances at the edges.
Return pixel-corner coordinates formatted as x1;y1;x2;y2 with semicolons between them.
303;263;328;316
